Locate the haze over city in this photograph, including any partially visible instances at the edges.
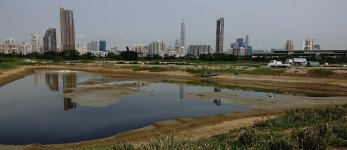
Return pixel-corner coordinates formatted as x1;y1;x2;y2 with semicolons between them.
1;0;347;50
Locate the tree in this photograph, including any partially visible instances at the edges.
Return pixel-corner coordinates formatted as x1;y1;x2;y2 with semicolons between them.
59;50;80;60
119;51;138;61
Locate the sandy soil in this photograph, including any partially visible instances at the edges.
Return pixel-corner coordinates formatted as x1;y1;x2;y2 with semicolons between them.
65;86;142;107
0;64;347;150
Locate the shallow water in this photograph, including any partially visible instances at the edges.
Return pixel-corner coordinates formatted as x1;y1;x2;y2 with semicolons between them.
0;70;253;145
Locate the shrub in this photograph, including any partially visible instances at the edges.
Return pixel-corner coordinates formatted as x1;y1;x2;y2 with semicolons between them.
295;124;328;150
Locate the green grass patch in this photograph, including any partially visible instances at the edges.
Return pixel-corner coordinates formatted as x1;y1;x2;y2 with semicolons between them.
185;67;284;75
124;66;177;72
0;62;18;69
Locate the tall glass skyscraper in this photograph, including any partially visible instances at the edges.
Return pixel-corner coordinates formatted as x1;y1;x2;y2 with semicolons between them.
60;7;75;51
99;40;106;51
215;17;224;54
180;19;185;48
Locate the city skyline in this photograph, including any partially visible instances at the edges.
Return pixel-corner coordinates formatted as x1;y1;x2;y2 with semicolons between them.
1;0;347;50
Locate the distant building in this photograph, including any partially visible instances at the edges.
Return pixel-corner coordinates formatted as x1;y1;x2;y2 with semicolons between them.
229;35;252;56
174;39;180;48
87;41;98;51
180;19;186;48
43;28;57;52
235;38;244;48
99;40;106;51
131;44;148;57
18;42;32;55
284;39;295;50
76;45;87;55
188;45;211;56
60;7;75;50
303;39;314;50
31;34;40;53
229;47;248;56
215;17;224;54
245;35;249;48
188;45;208;56
148;40;166;57
0;38;19;54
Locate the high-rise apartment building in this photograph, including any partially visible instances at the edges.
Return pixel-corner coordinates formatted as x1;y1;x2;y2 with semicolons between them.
131;44;148;56
215;17;224;54
303;39;314;50
87;41;98;51
43;28;57;52
180;19;185;48
188;45;211;56
31;34;40;53
148;40;166;57
18;42;32;55
99;40;106;51
284;39;295;50
60;7;75;51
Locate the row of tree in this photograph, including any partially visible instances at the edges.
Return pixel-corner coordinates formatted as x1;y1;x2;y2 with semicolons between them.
0;50;346;63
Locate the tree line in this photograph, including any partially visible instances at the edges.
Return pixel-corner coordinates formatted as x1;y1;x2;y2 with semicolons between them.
0;50;346;63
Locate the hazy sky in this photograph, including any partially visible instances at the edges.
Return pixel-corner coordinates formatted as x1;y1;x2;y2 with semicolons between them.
1;0;346;50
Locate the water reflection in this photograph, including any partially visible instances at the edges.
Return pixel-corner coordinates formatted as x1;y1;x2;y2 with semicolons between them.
44;72;77;111
213;87;222;106
62;73;77;111
179;84;184;102
45;73;59;91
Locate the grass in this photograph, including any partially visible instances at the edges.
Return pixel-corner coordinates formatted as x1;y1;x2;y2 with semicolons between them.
186;67;285;75
124;66;176;72
0;62;18;69
96;104;347;150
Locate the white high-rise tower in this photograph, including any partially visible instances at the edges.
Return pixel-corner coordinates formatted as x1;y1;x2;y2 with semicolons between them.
31;34;40;53
180;19;185;48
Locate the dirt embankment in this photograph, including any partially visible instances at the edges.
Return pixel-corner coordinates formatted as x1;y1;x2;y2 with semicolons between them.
1;64;347;150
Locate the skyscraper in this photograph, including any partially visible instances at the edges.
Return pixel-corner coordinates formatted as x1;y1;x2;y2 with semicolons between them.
215;17;224;54
245;35;249;48
180;19;185;48
60;7;75;51
99;40;106;51
43;28;57;52
284;39;295;50
31;34;40;53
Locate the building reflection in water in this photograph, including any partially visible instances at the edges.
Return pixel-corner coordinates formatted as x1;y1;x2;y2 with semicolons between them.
45;72;77;111
179;84;184;102
213;87;222;106
63;73;77;111
45;73;59;91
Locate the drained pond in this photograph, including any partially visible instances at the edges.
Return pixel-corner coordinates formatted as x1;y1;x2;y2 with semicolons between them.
0;70;345;145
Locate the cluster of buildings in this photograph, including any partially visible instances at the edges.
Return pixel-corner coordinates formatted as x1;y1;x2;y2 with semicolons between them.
0;7;75;55
284;39;321;51
228;35;253;56
1;8;345;59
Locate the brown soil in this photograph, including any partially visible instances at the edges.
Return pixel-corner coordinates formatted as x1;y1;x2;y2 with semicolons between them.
0;64;347;150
